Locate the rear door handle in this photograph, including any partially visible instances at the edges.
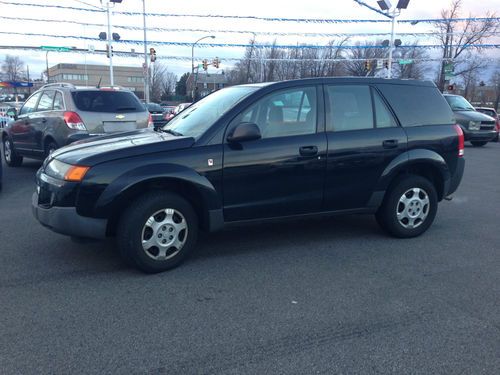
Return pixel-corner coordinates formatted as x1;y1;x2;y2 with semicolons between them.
299;145;318;156
382;139;398;149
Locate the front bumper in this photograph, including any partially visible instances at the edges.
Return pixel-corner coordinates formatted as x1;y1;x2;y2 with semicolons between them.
462;129;496;142
32;191;107;239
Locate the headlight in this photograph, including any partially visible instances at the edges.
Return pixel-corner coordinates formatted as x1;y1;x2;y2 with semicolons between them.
45;159;90;182
468;121;481;130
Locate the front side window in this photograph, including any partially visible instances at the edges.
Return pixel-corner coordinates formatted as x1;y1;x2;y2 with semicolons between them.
19;92;41;116
326;85;373;132
165;86;257;138
36;91;55;112
238;86;317;139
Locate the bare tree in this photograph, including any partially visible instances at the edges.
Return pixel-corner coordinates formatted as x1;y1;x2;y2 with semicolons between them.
393;43;429;80
435;0;498;91
345;41;386;77
490;69;500;111
2;55;25;81
149;62;176;102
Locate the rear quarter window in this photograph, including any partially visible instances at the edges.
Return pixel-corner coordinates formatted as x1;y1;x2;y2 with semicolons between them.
377;84;454;127
71;90;144;113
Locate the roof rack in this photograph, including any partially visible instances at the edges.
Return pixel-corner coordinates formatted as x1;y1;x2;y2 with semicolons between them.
41;82;76;89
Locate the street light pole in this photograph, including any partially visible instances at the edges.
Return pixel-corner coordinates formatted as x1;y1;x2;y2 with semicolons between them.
387;11;397;79
142;0;150;102
191;35;215;100
45;51;50;83
106;1;114;86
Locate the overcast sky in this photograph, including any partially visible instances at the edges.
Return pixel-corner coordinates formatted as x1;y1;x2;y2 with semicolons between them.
0;0;499;79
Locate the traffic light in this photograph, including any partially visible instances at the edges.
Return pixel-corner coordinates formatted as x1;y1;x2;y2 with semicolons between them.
364;60;371;71
106;44;113;58
202;59;208;71
384;60;389;69
150;48;156;62
213;57;220;69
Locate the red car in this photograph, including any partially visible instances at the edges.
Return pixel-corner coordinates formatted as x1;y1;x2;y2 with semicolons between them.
475;107;500;142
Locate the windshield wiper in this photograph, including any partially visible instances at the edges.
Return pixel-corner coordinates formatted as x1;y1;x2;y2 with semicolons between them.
159;128;183;136
115;107;137;111
454;107;473;111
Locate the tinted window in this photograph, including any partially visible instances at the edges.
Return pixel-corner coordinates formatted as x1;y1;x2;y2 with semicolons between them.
326;85;373;131
53;92;64;110
71;90;144;113
147;103;163;112
373;89;397;128
239;86;317;139
19;92;41;115
378;84;455;127
166;87;256;138
36;91;55;111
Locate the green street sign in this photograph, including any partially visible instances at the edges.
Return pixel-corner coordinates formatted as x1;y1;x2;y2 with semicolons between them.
398;59;413;65
41;46;72;52
444;63;454;73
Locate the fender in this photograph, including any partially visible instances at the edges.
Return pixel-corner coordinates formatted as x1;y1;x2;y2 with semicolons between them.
89;163;222;217
372;148;450;200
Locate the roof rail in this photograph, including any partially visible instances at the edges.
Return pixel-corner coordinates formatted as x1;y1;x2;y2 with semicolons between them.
41;82;76;89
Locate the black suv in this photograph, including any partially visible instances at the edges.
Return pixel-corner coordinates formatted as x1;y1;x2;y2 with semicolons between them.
32;78;465;273
2;83;150;166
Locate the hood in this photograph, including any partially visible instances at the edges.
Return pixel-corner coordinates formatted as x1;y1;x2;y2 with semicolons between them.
453;109;495;123
50;129;195;166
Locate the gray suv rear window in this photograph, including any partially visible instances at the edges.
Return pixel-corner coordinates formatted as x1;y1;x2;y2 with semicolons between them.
377;84;454;127
71;90;144;113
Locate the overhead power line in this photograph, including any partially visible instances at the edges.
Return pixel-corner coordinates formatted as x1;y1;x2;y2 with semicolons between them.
0;1;499;24
1;15;500;39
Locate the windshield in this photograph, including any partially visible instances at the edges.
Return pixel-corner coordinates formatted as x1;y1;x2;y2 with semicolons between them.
147;103;164;112
444;95;475;111
164;87;257;138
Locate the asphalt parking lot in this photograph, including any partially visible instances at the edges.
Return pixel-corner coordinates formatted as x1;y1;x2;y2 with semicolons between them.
1;144;499;374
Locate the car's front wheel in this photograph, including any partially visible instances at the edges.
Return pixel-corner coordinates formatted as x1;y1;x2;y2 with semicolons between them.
117;192;198;273
2;138;23;167
376;175;438;238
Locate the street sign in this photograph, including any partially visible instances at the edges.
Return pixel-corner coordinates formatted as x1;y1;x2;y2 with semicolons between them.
41;46;71;52
445;74;454;81
398;59;413;65
376;59;383;69
444;62;454;73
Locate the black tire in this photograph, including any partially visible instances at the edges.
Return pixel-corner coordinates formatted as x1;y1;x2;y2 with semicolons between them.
116;191;198;273
44;140;58;158
2;137;23;167
471;141;488;147
375;175;438;238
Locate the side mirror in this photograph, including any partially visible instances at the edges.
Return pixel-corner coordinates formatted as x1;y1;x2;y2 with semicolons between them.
227;122;261;143
6;108;17;119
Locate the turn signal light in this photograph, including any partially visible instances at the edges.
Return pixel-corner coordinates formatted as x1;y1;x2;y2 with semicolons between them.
64;165;90;182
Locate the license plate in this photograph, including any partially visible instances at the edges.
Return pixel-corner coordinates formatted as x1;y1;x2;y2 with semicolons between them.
103;121;137;133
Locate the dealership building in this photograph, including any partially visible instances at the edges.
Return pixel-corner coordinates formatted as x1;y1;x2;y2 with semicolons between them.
48;63;146;98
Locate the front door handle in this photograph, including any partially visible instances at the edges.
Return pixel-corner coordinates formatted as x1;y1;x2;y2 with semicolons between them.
382;139;398;149
299;145;318;156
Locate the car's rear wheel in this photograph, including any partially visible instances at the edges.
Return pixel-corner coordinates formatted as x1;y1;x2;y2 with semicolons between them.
471;141;487;147
376;175;437;238
2;138;23;167
116;192;198;273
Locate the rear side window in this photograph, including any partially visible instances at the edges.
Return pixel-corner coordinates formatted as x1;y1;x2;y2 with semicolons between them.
377;84;454;127
36;91;55;111
326;85;373;131
71;90;144;113
53;92;64;110
373;89;397;128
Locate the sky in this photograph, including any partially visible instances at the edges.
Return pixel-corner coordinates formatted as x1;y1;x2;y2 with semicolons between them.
0;0;499;80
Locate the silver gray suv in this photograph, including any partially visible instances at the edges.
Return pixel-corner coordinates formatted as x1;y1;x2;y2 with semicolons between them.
1;83;151;167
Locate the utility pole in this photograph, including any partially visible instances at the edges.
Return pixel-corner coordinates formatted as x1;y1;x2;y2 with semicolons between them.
27;65;31;95
142;0;150;102
45;51;50;83
106;1;114;86
387;10;397;79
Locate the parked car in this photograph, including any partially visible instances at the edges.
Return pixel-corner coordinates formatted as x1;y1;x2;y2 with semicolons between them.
1;83;152;167
32;78;464;273
146;102;169;130
443;94;497;147
475;107;500;142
